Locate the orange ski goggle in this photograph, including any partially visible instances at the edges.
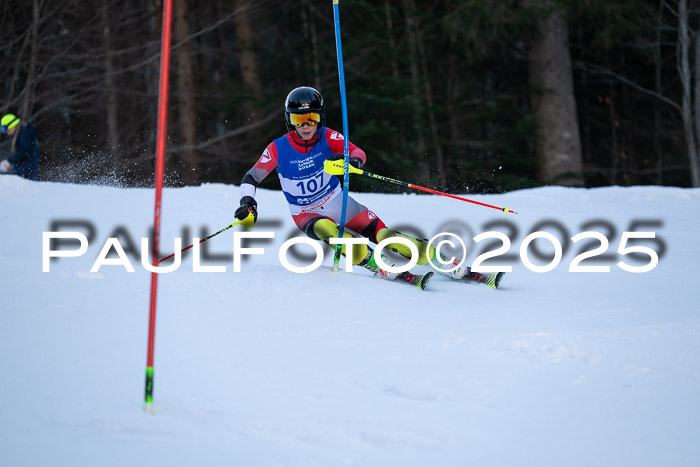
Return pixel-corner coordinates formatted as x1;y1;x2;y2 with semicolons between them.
289;112;321;127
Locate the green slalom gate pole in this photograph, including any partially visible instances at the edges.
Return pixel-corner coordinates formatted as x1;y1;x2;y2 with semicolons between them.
324;160;519;215
331;0;351;272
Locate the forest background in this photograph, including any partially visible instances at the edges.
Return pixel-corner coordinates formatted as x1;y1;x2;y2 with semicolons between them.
2;0;700;193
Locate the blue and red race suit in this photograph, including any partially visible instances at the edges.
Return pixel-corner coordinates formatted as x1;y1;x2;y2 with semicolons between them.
240;127;381;232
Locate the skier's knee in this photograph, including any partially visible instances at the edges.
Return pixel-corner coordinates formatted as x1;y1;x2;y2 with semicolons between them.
304;217;336;241
304;217;367;264
376;228;434;265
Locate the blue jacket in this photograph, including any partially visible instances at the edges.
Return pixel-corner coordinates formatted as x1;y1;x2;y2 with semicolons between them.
272;128;341;207
8;124;39;180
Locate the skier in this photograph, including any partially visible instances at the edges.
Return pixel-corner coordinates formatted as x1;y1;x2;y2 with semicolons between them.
233;86;434;286
0;113;40;180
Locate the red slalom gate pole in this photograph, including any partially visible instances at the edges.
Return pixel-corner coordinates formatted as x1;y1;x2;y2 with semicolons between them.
145;0;173;414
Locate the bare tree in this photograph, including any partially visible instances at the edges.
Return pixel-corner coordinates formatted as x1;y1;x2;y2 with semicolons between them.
172;0;200;184
233;0;263;121
401;0;430;186
300;0;321;92
678;0;700;187
528;3;584;186
100;0;120;166
20;0;41;118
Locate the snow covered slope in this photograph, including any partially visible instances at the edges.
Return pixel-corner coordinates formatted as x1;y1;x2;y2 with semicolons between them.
1;175;699;466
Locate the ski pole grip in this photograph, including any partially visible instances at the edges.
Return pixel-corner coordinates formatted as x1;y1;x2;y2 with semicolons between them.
240;210;255;228
324;159;344;175
323;159;362;176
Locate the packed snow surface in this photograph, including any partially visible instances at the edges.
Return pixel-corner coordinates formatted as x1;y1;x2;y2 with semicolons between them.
1;175;699;466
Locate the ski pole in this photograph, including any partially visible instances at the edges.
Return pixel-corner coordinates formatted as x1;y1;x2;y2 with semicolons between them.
324;160;518;215
158;211;255;262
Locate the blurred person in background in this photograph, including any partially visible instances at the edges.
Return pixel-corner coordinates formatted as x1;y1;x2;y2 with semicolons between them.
0;113;39;180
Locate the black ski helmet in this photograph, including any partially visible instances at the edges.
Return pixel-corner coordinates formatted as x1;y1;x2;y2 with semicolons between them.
284;86;326;132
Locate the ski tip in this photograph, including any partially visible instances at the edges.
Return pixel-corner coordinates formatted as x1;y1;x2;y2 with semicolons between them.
417;271;434;291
